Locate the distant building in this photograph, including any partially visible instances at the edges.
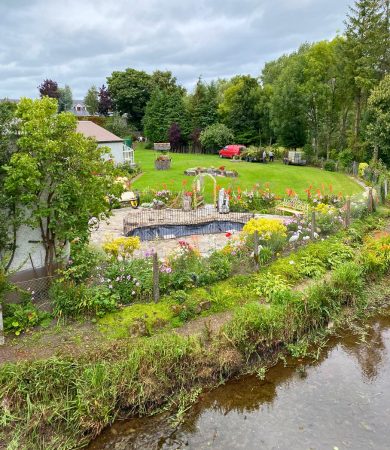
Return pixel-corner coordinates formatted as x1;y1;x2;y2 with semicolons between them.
71;100;89;116
76;120;134;165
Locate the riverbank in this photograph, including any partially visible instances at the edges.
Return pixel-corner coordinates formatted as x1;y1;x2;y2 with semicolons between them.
1;216;390;449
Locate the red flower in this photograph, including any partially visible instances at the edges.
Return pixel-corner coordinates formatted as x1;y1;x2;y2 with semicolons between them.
225;232;232;238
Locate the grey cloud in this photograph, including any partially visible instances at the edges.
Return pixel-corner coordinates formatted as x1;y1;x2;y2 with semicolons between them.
0;0;351;99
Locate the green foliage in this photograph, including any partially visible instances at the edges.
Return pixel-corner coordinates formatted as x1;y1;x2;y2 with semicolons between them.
3;301;51;335
323;160;336;172
218;75;262;144
143;88;189;143
104;113;135;138
84;86;99;116
60;243;104;284
50;282;118;318
254;274;291;301
199;123;234;151
58;85;73;112
2;97;121;274
367;74;390;164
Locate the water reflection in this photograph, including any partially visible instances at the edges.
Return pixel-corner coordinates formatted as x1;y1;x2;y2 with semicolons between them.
90;314;390;450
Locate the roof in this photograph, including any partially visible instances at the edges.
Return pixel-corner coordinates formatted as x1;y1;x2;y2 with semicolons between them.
76;120;123;143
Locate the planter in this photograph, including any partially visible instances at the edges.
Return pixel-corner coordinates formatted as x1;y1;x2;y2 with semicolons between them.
155;159;171;170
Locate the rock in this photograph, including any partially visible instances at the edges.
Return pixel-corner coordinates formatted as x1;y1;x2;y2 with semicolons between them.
199;300;211;311
128;319;149;337
171;304;183;315
152;318;168;330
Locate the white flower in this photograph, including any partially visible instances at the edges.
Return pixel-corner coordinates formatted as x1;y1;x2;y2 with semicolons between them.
289;260;295;265
135;282;140;287
131;290;136;295
303;236;310;241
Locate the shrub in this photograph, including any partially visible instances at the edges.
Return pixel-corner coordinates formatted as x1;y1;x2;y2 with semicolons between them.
358;162;369;177
254;274;291;301
50;282;118;318
199;123;234;151
243;218;287;240
323;160;336;172
102;236;140;260
3;302;51;335
62;243;104;283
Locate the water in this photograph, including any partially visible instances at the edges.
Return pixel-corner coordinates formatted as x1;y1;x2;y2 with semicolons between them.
90;314;390;450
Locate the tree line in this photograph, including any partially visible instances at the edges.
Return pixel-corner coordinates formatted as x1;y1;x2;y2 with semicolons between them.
11;0;390;162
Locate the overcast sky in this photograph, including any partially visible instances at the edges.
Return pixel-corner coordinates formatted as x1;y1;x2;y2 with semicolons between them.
0;0;352;99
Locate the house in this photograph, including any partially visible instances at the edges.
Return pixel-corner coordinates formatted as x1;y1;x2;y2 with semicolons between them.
76;120;134;166
72;100;89;116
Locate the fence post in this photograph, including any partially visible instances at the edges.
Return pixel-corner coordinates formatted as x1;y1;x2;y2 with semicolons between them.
310;211;316;240
345;196;351;228
0;304;4;345
253;230;259;270
384;179;388;203
367;187;374;213
352;161;358;177
153;251;160;303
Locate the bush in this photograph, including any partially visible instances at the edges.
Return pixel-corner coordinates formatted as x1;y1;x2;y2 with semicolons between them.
199;123;234;152
243;218;287;240
323;160;336;172
102;236;141;260
50;282;118;318
62;243;104;283
3;302;51;335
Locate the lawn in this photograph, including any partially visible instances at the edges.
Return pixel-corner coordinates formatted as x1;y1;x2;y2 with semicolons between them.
132;145;363;200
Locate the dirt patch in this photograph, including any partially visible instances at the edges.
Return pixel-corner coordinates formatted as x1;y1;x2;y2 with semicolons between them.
175;311;233;337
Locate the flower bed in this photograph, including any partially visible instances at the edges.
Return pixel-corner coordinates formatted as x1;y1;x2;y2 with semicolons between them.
184;166;238;177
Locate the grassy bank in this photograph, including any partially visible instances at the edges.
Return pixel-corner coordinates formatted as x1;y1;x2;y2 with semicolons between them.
1;217;390;449
132;145;362;200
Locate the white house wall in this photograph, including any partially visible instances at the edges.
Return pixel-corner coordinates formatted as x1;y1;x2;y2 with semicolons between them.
9;224;46;272
99;142;124;164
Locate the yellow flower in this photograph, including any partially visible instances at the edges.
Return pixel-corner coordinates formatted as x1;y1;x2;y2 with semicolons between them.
243;218;287;240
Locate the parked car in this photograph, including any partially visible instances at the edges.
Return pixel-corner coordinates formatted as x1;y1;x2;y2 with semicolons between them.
219;144;246;159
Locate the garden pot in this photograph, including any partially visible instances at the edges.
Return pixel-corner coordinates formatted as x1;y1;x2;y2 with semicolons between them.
155;159;171;170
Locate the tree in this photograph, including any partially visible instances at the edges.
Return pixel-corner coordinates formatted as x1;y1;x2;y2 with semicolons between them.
143;88;189;144
38;79;60;99
98;85;112;116
107;68;152;129
0;101;18;270
366;74;390;163
218;75;262;144
84;86;99;115
2;97;120;274
343;0;389;151
168;123;183;151
199;123;234;152
187;78;218;131
268;51;308;149
58;85;73;112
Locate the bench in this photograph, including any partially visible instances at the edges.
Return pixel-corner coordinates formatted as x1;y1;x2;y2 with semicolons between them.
275;198;308;217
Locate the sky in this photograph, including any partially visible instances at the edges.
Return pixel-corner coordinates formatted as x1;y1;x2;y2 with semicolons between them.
0;0;352;99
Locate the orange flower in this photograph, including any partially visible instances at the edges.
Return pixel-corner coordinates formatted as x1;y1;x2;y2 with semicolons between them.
329;184;333;192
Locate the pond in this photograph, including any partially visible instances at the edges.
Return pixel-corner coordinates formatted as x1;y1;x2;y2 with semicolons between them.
89;313;390;450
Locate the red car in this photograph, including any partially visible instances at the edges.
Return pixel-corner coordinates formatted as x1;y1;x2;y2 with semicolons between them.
219;144;246;159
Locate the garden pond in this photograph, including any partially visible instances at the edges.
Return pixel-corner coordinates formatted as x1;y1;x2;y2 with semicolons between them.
89;312;390;450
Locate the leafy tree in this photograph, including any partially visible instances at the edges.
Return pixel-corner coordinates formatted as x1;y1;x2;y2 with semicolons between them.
58;85;73;112
2;97;120;274
366;74;390;163
98;85;112;116
343;0;389;151
199;123;234;152
0;101;18;270
143;88;189;144
187;78;218;131
168;123;183;151
105;113;134;138
38;79;60;99
150;70;183;93
107;68;152;128
218;75;262;145
84;86;99;115
269;51;308;149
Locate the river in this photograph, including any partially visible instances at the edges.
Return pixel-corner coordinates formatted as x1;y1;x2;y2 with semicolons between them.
89;313;390;450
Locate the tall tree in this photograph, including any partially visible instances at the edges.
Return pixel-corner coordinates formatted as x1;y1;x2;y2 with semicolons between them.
187;78;218;131
343;0;389;152
143;88;189;144
84;86;99;115
107;68;152;129
2;97;120;274
98;85;112;116
38;79;60;99
218;75;262;145
58;85;73;112
366;74;390;163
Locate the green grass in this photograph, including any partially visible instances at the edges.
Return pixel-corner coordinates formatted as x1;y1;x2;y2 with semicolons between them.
132;145;363;200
